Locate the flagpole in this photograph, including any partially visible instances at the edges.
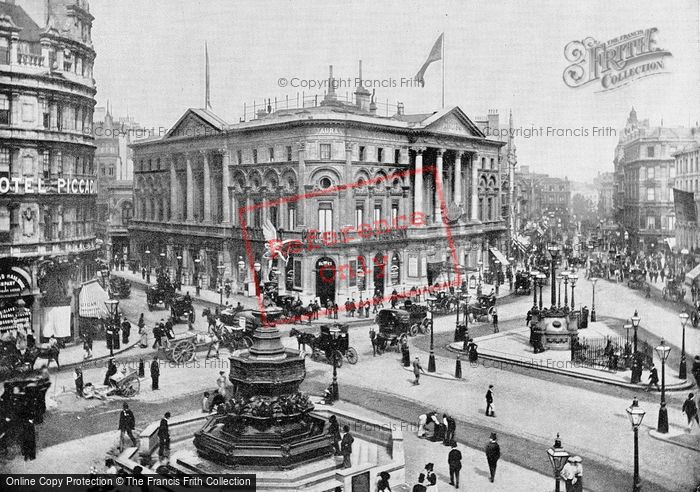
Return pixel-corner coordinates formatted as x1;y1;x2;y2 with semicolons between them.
441;33;445;108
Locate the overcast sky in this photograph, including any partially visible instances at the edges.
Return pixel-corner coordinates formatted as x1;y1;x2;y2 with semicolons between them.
88;0;700;182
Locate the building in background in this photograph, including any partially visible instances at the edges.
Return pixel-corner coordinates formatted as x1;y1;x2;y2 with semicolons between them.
594;171;615;219
0;0;97;338
613;108;695;251
672;128;700;252
93;105;147;266
130;65;508;304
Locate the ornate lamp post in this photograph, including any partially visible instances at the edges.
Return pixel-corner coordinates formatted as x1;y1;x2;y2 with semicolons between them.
531;270;540;308
569;274;578;311
477;260;483;289
562;272;569;309
556;274;563;308
590;278;598;321
104;298;120;357
546;433;569;492
678;312;689;379
176;254;183;289
454;288;464;342
547;242;561;307
237;256;245;294
626;398;646;492
253;261;262;299
159;251;166;275
426;296;437;372
145;249;151;283
537;273;546;310
655;338;671;433
330;326;340;400
194;257;201;296
217;263;226;306
630;311;642;384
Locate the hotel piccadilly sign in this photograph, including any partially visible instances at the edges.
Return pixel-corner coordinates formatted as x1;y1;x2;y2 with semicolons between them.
0;176;97;195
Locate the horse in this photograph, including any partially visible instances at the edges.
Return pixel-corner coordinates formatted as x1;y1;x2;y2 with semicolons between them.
289;327;316;353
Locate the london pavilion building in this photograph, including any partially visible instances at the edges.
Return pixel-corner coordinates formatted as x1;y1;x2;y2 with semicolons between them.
130;67;508;305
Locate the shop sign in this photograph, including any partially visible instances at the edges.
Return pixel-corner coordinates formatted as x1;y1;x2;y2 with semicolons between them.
0;268;31;296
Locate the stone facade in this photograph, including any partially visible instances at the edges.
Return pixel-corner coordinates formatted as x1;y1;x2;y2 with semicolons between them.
672;131;700;251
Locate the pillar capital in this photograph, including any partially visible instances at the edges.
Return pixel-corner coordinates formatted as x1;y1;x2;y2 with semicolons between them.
412;146;426;154
436;148;446;157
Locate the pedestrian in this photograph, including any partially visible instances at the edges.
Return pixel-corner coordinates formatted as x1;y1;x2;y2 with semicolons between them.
21;418;36;461
692;355;700;389
328;415;341;455
485;384;495;417
560;456;577;492
139;322;148;348
202;392;211;413
401;339;411;367
492;309;499;333
443;413;456;446
412;356;426;385
74;367;83;397
681;393;699;432
572;456;583;492
376;471;392;492
158;412;171;460
216;371;228;397
118;402;138;451
485;432;500;483
164;318;175;341
121;316;131;345
151;356;160;390
82;332;93;359
104;358;117;386
206;323;221;359
152;323;162;349
369;326;377;357
447;443;462;488
646;365;660;392
423;463;437;489
340;424;354;468
417;413;427;438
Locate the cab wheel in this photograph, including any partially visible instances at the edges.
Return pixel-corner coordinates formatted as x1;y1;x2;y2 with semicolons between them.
409;324;419;337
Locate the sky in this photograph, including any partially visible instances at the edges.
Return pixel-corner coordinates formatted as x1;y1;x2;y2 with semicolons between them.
79;0;700;182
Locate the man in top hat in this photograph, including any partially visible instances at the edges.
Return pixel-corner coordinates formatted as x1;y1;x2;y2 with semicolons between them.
485;432;500;483
692;355;700;389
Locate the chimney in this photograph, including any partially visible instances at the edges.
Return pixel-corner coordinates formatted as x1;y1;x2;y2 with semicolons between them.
369;89;377;115
354;60;371;111
487;109;499;133
396;101;404;116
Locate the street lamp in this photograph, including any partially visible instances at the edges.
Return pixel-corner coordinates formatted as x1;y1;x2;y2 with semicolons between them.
678;312;689;379
569;274;578;311
237;256;245;294
145;249;151;283
194;257;201;295
531;270;540;308
477;260;483;289
546;433;569;492
217;263;226;306
562;272;569;309
330;326;340;400
176;254;183;289
590;278;598;321
556;274;563;308
426;296;437;372
630;310;641;384
105;298;120;357
537;273;546;310
626;397;646;492
655;338;671;433
547;242;561;307
253;261;262;299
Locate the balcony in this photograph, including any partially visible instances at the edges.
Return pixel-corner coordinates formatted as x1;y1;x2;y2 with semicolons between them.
129;220;265;241
17;53;44;67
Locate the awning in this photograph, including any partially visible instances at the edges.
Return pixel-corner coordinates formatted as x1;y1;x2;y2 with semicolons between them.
664;237;676;249
489;247;510;266
79;279;109;318
685;263;700;284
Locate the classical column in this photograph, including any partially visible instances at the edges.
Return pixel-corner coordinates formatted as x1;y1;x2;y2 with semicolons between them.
297;142;306;226
221;148;231;223
202;151;212;221
186;153;194;221
413;147;425;215
454;152;462;205
434;149;444;224
471;154;479;221
169;157;177;222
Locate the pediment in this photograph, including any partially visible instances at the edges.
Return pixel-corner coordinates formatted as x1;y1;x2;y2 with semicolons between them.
423;107;486;138
165;110;224;139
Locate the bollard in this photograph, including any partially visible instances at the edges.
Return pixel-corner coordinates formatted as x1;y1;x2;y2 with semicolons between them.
455;355;462;379
138;359;145;377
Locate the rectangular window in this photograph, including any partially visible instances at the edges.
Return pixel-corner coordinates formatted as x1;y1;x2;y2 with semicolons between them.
320;143;331;160
392;203;399;225
490;158;495;170
349;259;357;287
481;157;486;169
156;158;161;170
355;205;364;227
646;216;656;229
237;150;242;165
647;166;654;179
269;206;278;228
252;149;258;164
287;203;296;229
56;104;63;131
22;156;33;176
646;187;654;201
41;99;49;128
647;146;655;158
318;203;333;232
286;146;292;162
0;37;8;65
57;152;63;174
253;202;262;228
0;148;10;179
0;94;9;125
377;148;384;163
373;204;382;224
42;150;50;179
293;258;302;289
394;149;401;164
22;102;34;123
269;147;274;162
359;146;365;162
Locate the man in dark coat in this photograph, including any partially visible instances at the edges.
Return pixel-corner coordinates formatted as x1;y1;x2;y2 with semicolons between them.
646;365;660;392
118;402;138;450
151;356;160;390
443;414;456;446
121;317;131;345
485;432;501;483
340;424;354;468
447;443;462;488
104;358;117;386
152;323;163;349
328;415;341;455
158;412;170;459
691;355;700;389
21;418;36;461
485;385;495;417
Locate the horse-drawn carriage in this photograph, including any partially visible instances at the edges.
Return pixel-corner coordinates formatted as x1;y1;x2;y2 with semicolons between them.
627;268;646;290
514;271;532;295
662;279;686;303
0;338;60;378
466;294;496;321
374;303;430;352
431;291;457;315
108;276;131;299
290;323;358;367
146;274;176;311
169;294;194;323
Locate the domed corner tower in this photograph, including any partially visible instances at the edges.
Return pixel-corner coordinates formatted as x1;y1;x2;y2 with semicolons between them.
193;325;334;468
